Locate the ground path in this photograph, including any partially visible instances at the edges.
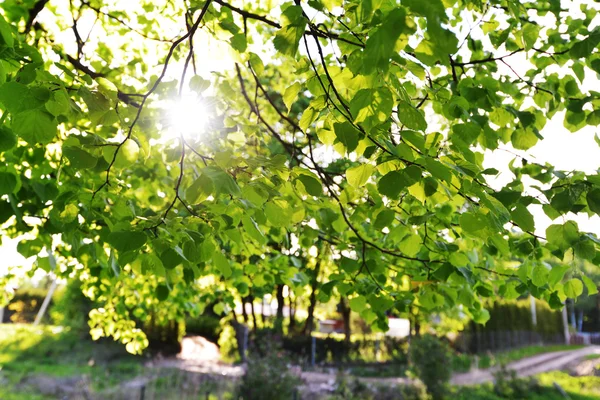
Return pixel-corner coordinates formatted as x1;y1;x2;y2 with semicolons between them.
155;337;600;393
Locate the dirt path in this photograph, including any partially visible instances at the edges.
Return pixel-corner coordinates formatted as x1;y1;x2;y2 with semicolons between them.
299;345;600;390
149;338;600;392
451;345;600;385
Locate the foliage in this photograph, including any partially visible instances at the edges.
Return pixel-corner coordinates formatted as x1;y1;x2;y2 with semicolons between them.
50;279;95;330
2;0;600;352
331;372;430;400
453;371;600;400
408;335;452;399
492;365;541;399
235;352;301;400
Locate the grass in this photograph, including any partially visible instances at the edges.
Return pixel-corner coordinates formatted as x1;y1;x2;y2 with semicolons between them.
453;372;600;400
453;344;587;372
0;324;144;395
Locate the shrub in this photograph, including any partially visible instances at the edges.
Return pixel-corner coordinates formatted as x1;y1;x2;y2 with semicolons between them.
236;352;301;400
492;364;541;399
409;335;452;399
332;372;430;400
50;279;94;331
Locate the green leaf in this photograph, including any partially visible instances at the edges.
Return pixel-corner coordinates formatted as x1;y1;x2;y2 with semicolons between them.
0;126;16;152
297;174;322;196
160;248;184;269
363;8;406;73
242;216;267;245
548;265;569;288
424;158;452;182
265;201;290;227
574;238;596;261
45;90;71;116
563;278;583;298
0;171;17;195
333;122;360;153
103;140;139;169
587;110;600;126
186;174;214;203
349;296;367;312
347;164;374;188
283;82;301;112
460;212;487;235
531;265;549;287
96;77;118;101
63;147;98;169
377;171;407;199
472;308;490;324
189;75;210;93
570;30;600;59
202;167;241;196
511;204;535;232
582;275;598;295
199;239;215;262
182;240;201;262
511;128;538;150
373;209;395;230
0;15;13;47
12;109;57;145
398;233;421;257
521;24;540;50
586;189;600;214
107;231;147;253
156;285;169;301
349;88;393;124
213;250;232;277
546;221;579;251
273;6;307;57
230;33;247;52
397;100;427;131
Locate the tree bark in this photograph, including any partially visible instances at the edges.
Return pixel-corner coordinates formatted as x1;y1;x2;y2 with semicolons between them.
241;296;249;324
303;258;322;335
250;296;258;332
275;284;285;333
339;297;351;342
289;293;296;332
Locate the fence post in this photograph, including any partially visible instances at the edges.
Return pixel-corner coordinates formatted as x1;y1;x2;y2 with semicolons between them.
139;384;145;400
310;335;316;367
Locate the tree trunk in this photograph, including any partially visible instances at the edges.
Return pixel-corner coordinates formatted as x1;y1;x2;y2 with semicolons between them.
303;259;322;335
241;297;249;324
339;297;351;342
250;297;258;332
289;293;296;332
275;284;285;333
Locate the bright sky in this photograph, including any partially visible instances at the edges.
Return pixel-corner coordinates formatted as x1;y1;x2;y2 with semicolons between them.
2;1;600;278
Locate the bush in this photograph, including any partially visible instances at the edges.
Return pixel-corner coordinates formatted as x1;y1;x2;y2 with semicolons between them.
50;279;94;331
492;364;541;399
331;372;430;400
409;335;452;399
236;352;301;400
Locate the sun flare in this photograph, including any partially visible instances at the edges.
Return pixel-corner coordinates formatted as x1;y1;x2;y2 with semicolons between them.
166;95;208;138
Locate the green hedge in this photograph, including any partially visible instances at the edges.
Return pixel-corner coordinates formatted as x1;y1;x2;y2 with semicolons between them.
457;298;564;353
